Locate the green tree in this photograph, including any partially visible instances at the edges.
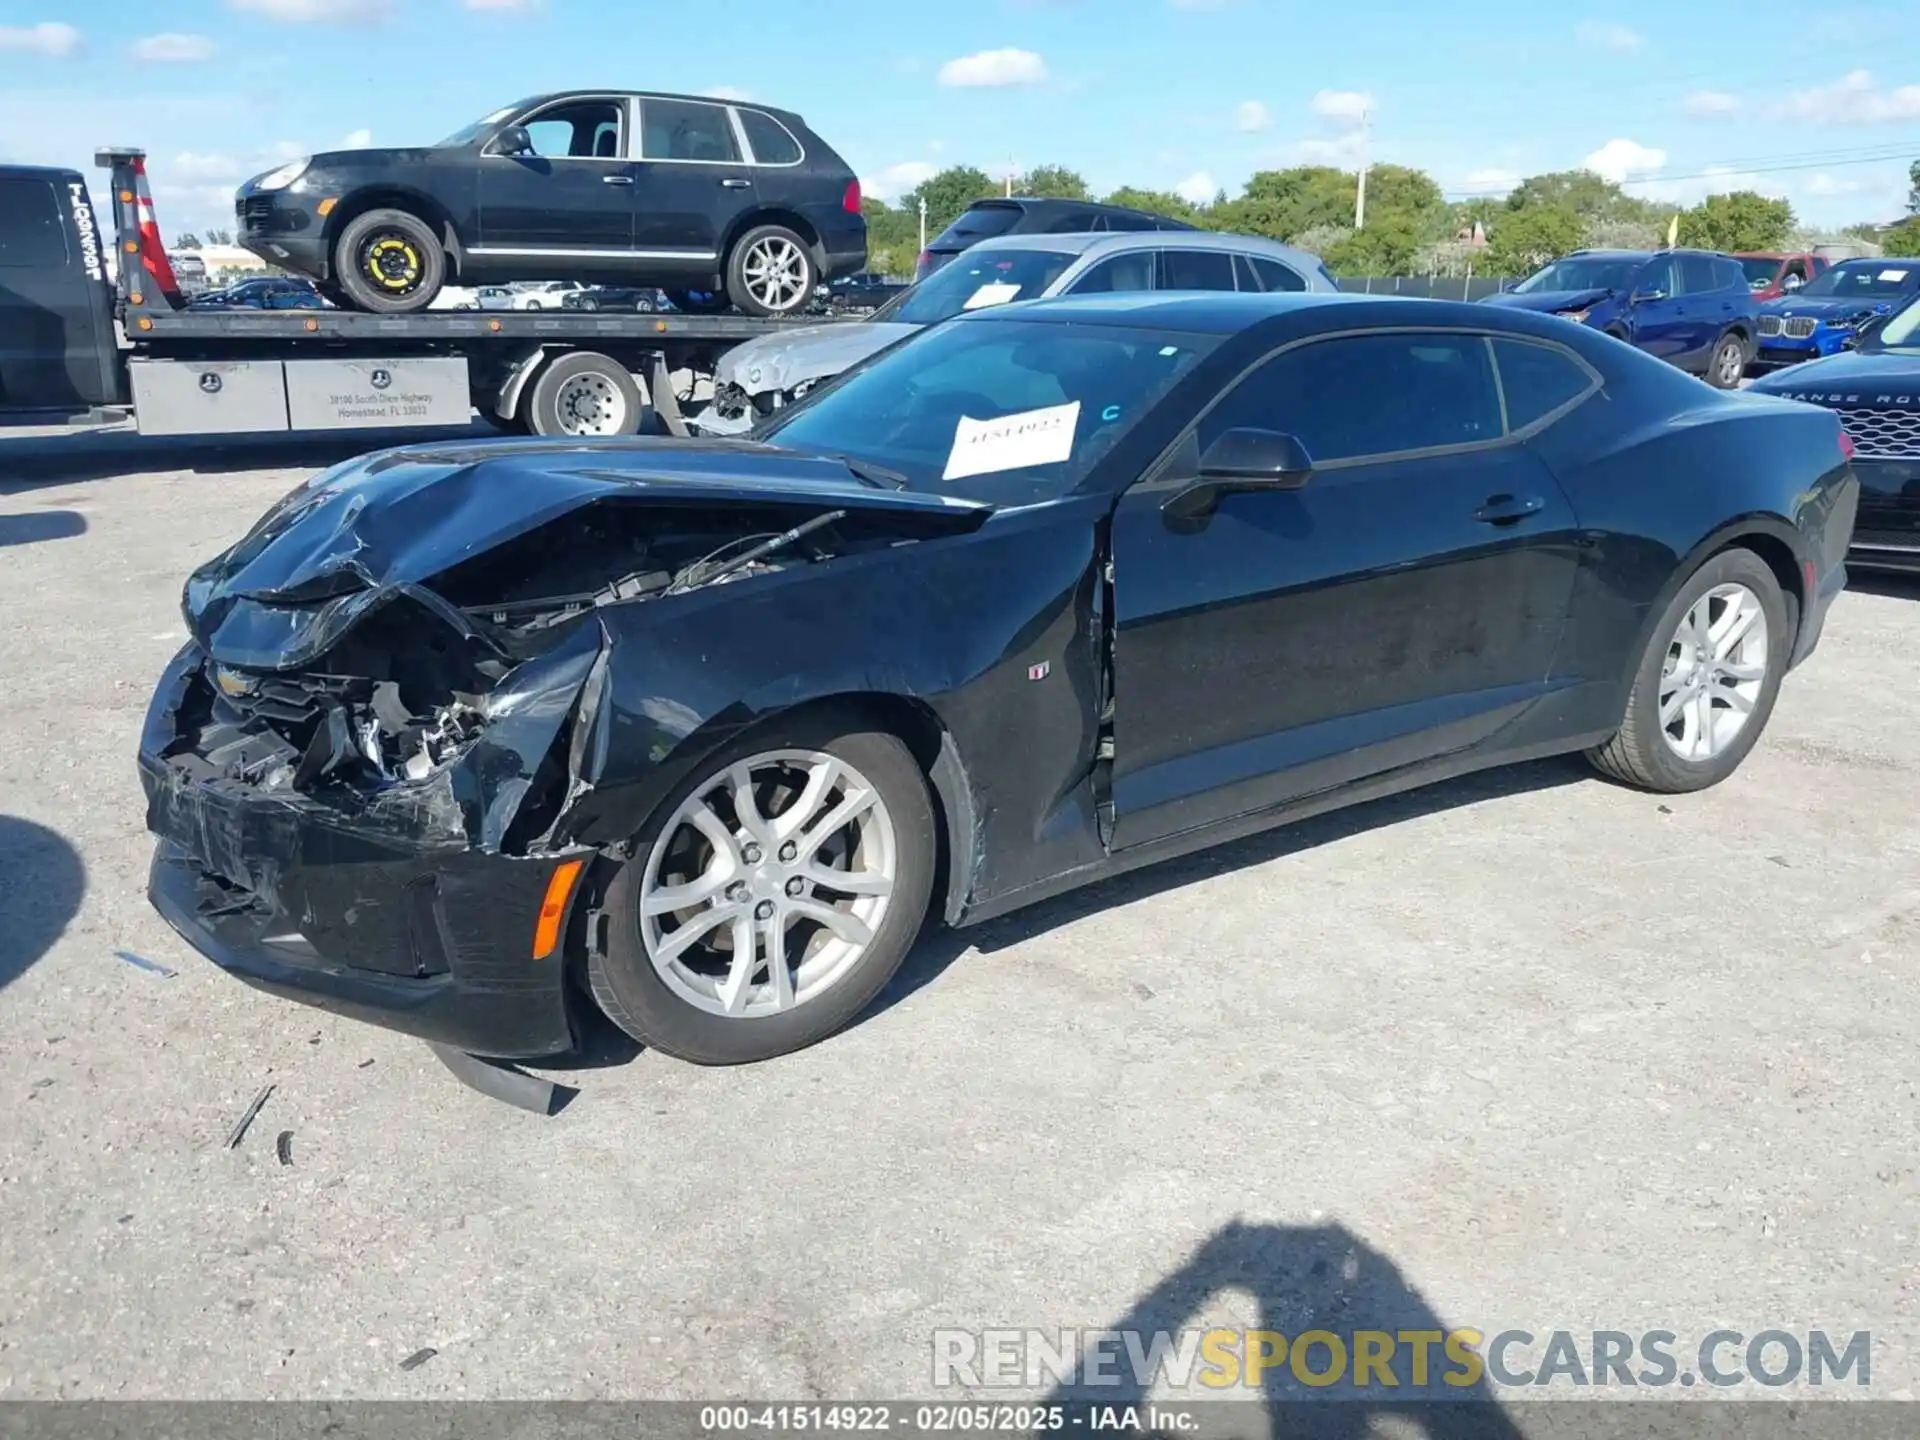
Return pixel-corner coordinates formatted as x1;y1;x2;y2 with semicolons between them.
1908;159;1920;216
1507;169;1658;225
1882;216;1920;257
861;197;921;277
1100;186;1201;223
1362;163;1448;244
1016;165;1089;200
204;227;233;245
1324;213;1420;276
1487;205;1587;276
175;231;200;248
1286;224;1352;258
1215;165;1355;241
901;166;999;234
1677;191;1794;252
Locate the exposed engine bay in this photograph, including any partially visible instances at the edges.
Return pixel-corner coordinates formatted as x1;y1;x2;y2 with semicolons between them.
155;494;961;855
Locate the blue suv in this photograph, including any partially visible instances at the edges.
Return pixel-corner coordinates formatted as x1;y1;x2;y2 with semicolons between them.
1753;257;1920;371
1482;248;1758;388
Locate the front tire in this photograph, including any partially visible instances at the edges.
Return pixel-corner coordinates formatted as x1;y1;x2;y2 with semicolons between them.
331;207;444;314
725;224;818;317
1586;548;1788;792
664;288;731;315
1705;332;1747;389
588;712;937;1065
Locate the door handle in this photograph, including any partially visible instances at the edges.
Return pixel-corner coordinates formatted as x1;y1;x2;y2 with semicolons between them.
1474;493;1546;526
719;177;751;189
602;174;635;185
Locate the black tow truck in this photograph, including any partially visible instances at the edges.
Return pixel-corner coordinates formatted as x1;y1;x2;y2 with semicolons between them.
0;149;847;439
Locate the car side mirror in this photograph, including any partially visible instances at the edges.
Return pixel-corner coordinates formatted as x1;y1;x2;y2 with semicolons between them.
1631;288;1667;304
1783;274;1805;291
1163;428;1313;522
492;125;535;158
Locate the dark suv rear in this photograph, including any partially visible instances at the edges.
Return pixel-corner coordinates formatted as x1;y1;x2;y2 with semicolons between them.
236;90;867;317
916;197;1197;280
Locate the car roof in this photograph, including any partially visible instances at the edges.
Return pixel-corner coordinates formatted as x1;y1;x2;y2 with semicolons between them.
957;290;1368;334
0;163;83;185
966;229;1327;269
1568;247;1730;260
514;89;806;124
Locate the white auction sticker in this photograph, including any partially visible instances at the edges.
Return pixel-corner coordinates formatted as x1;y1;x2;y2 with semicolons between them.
962;281;1023;311
1879;270;1908;283
943;401;1081;481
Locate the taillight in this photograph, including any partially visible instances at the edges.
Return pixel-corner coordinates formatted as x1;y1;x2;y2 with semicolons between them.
915;249;932;278
842;179;861;215
1838;430;1856;461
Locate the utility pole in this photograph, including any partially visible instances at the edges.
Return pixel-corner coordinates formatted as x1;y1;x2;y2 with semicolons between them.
918;197;928;252
1006;155;1015;198
1354;104;1372;231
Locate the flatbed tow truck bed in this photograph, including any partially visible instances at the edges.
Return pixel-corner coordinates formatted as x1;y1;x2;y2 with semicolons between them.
86;148;849;439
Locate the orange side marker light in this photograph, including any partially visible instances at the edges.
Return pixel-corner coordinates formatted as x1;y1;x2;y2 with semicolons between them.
531;859;585;960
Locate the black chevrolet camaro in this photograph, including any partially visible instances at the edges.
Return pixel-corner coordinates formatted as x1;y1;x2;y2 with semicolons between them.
139;293;1858;1082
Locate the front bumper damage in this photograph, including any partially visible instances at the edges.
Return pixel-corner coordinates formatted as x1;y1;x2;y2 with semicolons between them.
139;625;607;1063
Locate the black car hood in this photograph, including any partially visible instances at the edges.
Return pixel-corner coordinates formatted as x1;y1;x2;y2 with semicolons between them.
1748;349;1920;397
1482;287;1613;313
184;438;990;669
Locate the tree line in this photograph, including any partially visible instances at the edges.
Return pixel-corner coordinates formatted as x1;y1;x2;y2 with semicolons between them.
864;161;1920;278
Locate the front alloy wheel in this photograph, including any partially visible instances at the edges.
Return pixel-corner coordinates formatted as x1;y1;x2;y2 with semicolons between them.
589;715;936;1065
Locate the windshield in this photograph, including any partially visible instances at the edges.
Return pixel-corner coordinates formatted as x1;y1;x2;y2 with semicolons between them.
869;248;1080;326
1739;256;1783;288
929;203;1024;251
1513;257;1642;294
1872;294;1920;350
758;317;1219;504
1797;261;1920;299
437;103;523;148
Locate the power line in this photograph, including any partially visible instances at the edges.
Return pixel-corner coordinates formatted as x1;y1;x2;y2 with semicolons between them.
1439;142;1919;200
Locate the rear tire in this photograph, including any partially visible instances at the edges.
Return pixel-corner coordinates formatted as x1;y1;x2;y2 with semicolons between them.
725;224;818;317
664;288;731;315
524;352;643;437
1586;548;1788;793
331;207;444;314
588;711;937;1065
1705;332;1747;389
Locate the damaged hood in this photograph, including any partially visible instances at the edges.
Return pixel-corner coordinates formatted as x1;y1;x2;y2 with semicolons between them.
1481;287;1614;315
714;322;921;396
185;437;990;671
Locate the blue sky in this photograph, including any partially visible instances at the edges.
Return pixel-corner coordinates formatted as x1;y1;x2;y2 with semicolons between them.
1;0;1915;237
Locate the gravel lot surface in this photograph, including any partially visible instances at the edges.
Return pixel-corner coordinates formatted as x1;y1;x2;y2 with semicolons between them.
1;421;1916;1405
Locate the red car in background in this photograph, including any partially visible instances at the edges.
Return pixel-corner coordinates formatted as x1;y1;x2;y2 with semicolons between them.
1736;252;1830;300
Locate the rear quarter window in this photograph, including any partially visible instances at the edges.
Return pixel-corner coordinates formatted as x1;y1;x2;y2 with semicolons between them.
738;109;803;165
0;177;69;269
1493;337;1596;431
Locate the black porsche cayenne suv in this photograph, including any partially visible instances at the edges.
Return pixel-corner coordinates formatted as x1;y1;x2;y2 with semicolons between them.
234;90;868;317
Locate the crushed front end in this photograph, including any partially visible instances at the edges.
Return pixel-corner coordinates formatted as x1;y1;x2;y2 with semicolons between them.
139;612;603;1059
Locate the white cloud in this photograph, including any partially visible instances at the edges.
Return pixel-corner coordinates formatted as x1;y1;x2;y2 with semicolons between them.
1310;89;1372;126
1576;19;1644;52
1772;69;1920;124
131;32;215;62
699;85;753;101
1175;170;1218;205
1464;167;1520;196
227;0;380;22
861;160;937;200
0;21;81;56
1583;137;1667;183
937;47;1048;87
1684;90;1741;119
342;128;371;148
1234;100;1270;133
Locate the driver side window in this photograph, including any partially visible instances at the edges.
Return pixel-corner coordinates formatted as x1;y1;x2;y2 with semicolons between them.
1638;256;1677;298
520;100;625;159
1197;332;1504;465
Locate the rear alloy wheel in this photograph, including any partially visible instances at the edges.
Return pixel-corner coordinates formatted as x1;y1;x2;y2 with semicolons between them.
1706;332;1747;389
1586;548;1787;792
331;207;444;314
524;351;643;437
726;224;818;317
590;716;936;1064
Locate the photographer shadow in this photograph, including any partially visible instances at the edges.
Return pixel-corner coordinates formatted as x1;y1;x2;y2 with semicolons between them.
1042;1219;1526;1439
